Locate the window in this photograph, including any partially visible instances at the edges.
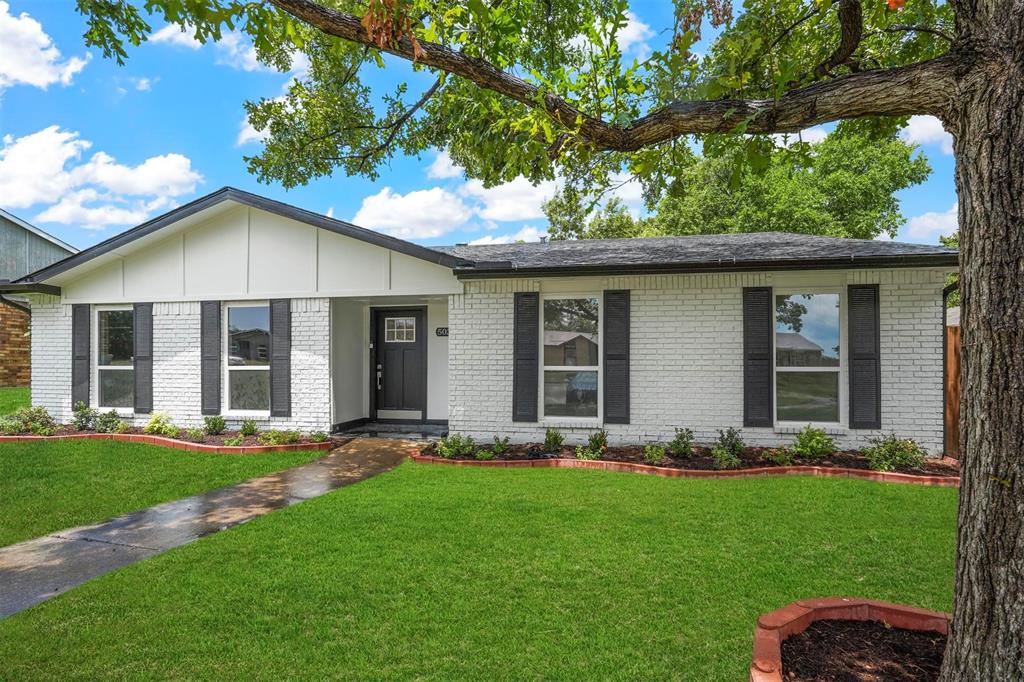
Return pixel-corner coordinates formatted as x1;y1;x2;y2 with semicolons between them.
774;292;841;423
542;297;599;418
96;308;134;409
226;303;270;412
384;316;416;342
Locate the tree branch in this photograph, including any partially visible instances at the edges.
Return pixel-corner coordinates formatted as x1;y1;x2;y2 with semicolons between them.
812;0;863;79
269;0;957;152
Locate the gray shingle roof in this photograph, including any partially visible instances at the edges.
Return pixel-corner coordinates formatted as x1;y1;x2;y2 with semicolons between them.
438;232;957;276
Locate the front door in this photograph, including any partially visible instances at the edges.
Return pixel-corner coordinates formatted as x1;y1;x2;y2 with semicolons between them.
372;308;426;420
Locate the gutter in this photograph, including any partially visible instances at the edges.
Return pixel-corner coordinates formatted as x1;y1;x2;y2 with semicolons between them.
0;280;61;296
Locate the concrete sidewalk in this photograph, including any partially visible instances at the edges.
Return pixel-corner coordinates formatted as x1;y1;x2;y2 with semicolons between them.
0;437;415;619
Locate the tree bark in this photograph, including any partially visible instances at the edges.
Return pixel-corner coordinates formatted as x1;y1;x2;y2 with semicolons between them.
938;33;1024;681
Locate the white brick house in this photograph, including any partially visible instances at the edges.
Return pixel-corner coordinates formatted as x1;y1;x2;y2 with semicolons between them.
4;187;957;453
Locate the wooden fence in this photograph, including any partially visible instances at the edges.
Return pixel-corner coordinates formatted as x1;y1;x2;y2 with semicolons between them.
945;325;961;459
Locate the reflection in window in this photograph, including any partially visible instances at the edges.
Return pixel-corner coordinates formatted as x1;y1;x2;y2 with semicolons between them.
385;317;416;342
775;293;841;422
97;309;134;408
543;298;599;418
226;304;271;411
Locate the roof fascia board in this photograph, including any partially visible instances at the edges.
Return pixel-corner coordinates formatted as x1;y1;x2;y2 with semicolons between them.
0;281;61;295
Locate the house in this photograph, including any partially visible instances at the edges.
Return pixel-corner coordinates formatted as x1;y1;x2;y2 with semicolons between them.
1;187;958;452
0;209;78;387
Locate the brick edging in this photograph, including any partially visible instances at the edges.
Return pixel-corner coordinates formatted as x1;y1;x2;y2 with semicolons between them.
409;452;959;487
750;597;951;681
0;433;334;454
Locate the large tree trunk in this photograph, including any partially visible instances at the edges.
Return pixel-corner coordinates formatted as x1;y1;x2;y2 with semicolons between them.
939;34;1024;680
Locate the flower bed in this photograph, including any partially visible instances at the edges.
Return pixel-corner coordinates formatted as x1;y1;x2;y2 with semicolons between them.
0;429;340;454
750;597;951;682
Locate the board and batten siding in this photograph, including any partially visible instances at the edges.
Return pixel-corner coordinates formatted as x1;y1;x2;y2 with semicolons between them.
0;214;73;281
448;268;950;453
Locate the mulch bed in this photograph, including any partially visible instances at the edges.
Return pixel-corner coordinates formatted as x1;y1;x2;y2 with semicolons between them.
420;443;959;477
39;426;337;448
781;619;946;681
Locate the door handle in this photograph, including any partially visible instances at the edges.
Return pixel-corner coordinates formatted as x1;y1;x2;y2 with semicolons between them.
376;369;382;390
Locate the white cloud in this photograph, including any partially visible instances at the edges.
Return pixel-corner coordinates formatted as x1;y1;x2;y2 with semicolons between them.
215;31;262;72
149;23;202;49
236;118;266;146
468;225;546;245
150;24;307;75
325;207;334;218
900;115;954;155
352;186;474;238
460;177;558;222
426;150;462;179
617;10;655;59
0;125;202;230
905;203;957;241
131;77;153;91
772;126;829;147
0;1;89;93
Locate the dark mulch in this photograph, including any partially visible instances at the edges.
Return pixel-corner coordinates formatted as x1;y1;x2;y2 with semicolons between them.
42;426;341;448
781;619;946;681
421;443;959;477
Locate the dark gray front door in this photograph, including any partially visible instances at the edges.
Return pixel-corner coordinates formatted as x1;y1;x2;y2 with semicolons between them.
373;308;426;416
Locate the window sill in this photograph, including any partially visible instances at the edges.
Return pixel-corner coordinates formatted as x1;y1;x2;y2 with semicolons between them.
539;417;602;429
774;423;848;435
222;412;272;421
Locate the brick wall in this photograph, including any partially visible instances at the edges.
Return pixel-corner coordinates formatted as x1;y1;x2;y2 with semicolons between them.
448;269;948;454
29;297;332;431
0;300;31;387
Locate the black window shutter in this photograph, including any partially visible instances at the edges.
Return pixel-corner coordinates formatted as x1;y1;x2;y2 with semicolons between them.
200;301;221;415
512;292;539;422
603;290;630;424
71;304;90;408
133;303;153;414
848;284;881;429
269;299;291;417
743;287;773;427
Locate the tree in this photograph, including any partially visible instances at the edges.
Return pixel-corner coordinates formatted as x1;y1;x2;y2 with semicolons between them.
546;128;931;241
77;1;1022;677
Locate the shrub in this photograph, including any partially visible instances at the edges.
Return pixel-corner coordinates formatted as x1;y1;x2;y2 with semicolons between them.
543;428;564;453
791;425;836;460
223;436;245;447
240;419;259;437
259;430;301;446
94;410;126;434
184;427;206;442
0;416;22;435
587;429;608;453
475;449;495;461
204;415;226;436
575;445;601;461
711;443;741;469
310;431;329;443
715;427;745;458
668;428;694;458
864;434;927;472
764;448;794;466
72;401;98;431
435;434;476;459
143;412;179;437
643;444;666;465
491;435;510;457
4;407;59;436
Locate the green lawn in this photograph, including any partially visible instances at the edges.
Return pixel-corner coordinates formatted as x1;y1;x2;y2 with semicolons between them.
0;387;29;415
0;440;324;546
0;463;957;680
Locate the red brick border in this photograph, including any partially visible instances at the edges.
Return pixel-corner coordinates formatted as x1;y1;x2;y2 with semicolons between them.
410;452;959;487
0;432;333;454
750;597;951;681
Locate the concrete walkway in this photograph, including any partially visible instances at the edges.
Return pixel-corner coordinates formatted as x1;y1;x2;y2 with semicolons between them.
0;438;414;619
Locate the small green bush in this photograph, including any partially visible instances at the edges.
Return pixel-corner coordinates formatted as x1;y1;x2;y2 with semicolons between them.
543;428;564;453
643;444;666;465
223;436;245;447
668;428;694;458
143;412;179;437
0;416;22;435
204;415;226;436
258;430;301;446
310;431;329;443
491;435;510;457
575;445;601;461
475;449;495;461
792;425;836;460
184;427;206;442
435;433;476;459
864;434;927;472
3;407;59;436
240;419;259;437
72;401;98;431
94;410;126;434
764;448;794;466
715;427;745;458
587;429;608;453
711;444;741;469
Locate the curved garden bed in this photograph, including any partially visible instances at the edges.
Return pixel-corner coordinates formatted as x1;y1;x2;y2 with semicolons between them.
751;597;951;681
0;432;337;454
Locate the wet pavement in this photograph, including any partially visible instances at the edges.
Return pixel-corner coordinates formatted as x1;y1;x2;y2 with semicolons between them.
0;437;415;619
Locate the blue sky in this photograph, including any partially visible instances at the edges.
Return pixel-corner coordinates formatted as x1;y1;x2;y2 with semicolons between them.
0;1;958;252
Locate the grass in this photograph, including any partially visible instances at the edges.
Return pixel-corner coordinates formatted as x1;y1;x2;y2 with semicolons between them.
0;440;324;546
0;387;29;415
0;463;957;680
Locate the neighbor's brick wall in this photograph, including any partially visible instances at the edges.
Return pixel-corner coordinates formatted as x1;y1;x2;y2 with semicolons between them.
448;269;948;453
29;297;332;432
0;300;30;387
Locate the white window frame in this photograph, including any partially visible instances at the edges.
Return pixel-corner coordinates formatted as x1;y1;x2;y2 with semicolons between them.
223;301;272;417
384;316;416;343
772;288;847;428
539;293;602;423
93;304;135;412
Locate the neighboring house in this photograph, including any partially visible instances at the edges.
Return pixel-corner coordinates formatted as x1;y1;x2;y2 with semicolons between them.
1;187;958;452
0;209;77;387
